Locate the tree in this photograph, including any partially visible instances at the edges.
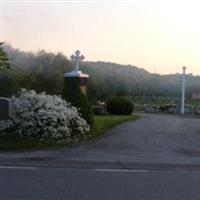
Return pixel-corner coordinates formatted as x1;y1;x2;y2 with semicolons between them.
0;42;12;70
63;78;94;127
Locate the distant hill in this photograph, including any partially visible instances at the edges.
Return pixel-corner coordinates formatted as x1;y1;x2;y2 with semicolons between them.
1;44;200;101
80;61;200;100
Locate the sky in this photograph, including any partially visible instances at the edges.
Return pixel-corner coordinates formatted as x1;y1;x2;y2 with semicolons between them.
1;0;200;75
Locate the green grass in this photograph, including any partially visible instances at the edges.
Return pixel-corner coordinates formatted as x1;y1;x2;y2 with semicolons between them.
87;115;138;140
0;135;57;151
0;115;138;151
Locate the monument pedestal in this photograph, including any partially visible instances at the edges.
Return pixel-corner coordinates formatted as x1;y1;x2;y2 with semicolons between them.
0;97;11;119
64;70;89;95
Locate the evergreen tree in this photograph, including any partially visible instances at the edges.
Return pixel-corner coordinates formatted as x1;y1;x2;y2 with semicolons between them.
0;42;12;70
63;78;94;127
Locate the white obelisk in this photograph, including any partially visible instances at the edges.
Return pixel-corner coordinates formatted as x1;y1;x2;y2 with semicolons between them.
181;66;186;114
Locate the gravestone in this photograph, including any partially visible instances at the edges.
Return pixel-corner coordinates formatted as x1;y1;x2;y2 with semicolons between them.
93;101;107;115
0;97;11;119
64;50;89;95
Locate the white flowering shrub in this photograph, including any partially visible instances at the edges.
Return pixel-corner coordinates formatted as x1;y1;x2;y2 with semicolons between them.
0;89;90;142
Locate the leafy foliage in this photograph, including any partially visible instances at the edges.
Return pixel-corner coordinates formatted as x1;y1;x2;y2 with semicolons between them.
63;78;94;127
0;44;72;97
0;43;12;70
0;89;89;141
106;97;134;115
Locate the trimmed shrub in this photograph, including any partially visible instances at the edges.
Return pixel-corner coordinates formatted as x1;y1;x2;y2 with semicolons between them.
106;97;133;115
63;78;94;127
0;89;90;142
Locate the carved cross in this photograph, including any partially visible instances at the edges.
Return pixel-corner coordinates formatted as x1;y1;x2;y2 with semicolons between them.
70;50;85;71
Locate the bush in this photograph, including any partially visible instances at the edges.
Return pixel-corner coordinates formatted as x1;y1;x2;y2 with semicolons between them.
0;89;89;142
106;97;133;115
63;78;94;127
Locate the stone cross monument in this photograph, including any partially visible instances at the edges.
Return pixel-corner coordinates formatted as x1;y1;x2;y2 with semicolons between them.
70;50;85;71
64;50;89;95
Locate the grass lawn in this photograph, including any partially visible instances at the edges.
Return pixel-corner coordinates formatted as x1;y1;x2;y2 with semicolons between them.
88;115;138;140
0;115;138;151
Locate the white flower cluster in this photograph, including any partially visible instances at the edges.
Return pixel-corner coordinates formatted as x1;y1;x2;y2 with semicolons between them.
0;89;90;141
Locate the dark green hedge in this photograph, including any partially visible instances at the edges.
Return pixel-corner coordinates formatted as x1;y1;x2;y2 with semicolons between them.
106;97;133;115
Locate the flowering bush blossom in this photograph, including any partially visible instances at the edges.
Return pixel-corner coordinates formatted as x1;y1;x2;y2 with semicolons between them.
0;89;90;141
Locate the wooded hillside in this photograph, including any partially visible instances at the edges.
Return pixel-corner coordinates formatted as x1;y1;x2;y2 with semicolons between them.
1;44;200;102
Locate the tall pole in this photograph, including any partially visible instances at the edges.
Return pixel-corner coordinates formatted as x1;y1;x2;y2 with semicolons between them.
181;66;186;115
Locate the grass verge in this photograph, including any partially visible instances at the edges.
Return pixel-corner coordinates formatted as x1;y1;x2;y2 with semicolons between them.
87;115;138;140
0;115;138;151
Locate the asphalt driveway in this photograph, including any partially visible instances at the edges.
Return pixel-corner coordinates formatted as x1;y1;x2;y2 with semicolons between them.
1;114;200;169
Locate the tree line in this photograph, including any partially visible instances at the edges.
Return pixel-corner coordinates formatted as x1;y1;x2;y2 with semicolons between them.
1;44;200;102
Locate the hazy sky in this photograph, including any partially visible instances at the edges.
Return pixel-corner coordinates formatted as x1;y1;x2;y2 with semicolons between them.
1;0;200;74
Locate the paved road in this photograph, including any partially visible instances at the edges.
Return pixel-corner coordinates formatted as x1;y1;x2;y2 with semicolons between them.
1;166;200;200
1;114;200;168
1;114;200;200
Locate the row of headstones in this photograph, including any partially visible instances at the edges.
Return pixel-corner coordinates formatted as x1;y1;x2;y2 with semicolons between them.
0;97;11;120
